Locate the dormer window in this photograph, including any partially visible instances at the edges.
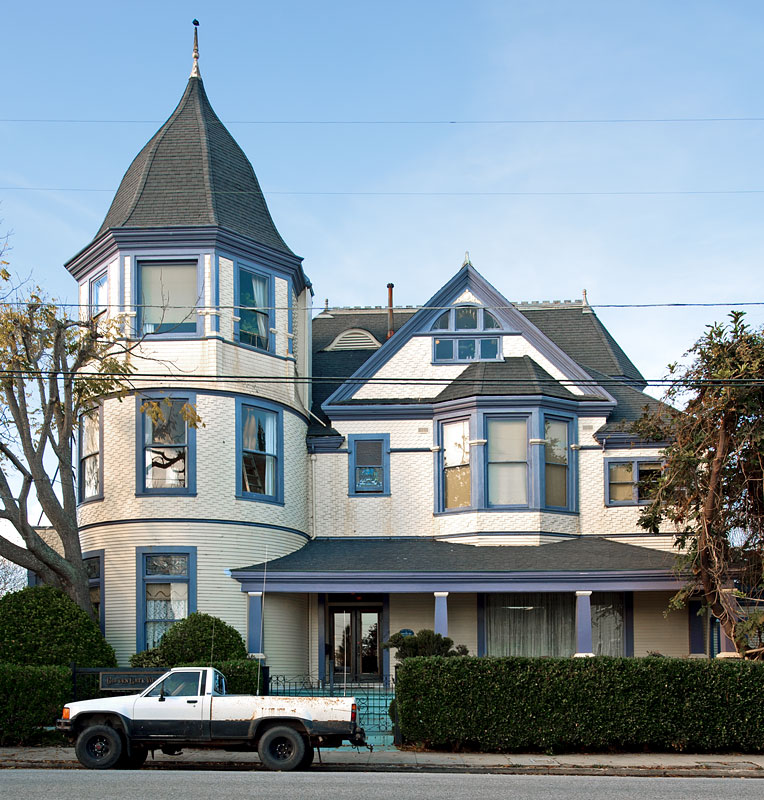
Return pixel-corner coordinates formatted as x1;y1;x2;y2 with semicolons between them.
431;305;502;363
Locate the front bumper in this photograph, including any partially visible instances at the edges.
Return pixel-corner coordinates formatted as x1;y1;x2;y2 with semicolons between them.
56;719;73;734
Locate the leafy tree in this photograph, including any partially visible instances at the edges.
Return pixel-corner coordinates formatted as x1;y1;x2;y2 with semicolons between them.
0;585;116;666
383;628;469;662
633;311;764;656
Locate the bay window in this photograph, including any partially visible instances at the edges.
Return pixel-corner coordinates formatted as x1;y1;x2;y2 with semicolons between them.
486;418;528;506
442;420;471;509
544;418;569;508
438;408;576;512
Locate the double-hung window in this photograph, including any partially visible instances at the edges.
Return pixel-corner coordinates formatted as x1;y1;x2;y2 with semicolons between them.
606;459;662;505
83;550;104;632
486;418;529;506
79;408;102;502
544;418;569;508
348;434;390;496
237;399;283;503
136;548;196;652
138;260;199;336
138;395;196;495
442;420;471;509
237;266;271;351
89;271;108;318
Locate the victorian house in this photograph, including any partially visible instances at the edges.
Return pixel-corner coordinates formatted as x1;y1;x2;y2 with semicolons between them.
64;36;709;675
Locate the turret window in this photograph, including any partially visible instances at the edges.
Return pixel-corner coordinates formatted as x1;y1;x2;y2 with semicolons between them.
138;260;199;336
236;398;284;504
236;264;272;352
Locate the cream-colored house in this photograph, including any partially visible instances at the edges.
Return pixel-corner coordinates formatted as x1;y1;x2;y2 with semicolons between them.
64;42;713;674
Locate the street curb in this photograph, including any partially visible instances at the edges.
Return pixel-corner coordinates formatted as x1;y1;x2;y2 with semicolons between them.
2;760;764;778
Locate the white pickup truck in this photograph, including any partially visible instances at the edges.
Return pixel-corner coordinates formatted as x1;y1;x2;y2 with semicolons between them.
56;666;367;771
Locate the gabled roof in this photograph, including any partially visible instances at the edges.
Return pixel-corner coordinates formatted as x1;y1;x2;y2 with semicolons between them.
233;536;676;574
88;76;294;256
320;264;611;410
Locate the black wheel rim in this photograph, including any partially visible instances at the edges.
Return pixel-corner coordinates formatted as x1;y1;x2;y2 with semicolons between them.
86;735;111;760
270;736;294;761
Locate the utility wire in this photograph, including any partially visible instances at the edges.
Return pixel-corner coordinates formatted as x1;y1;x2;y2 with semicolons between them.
3;301;764;311
5;187;764;197
4;116;764;125
0;368;761;388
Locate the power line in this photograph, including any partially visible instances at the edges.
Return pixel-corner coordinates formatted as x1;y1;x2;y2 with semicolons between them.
5;187;764;197
0;368;762;388
3;116;764;125
4;301;764;311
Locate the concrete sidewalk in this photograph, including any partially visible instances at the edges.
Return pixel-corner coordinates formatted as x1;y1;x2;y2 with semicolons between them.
2;745;764;777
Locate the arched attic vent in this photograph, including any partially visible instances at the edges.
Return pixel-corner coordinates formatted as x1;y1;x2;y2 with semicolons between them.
325;329;382;351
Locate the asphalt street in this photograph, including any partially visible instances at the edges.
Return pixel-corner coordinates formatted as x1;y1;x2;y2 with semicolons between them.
1;770;762;800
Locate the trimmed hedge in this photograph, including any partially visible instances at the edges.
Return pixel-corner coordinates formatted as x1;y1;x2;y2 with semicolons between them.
0;664;71;745
0;586;116;667
396;656;764;753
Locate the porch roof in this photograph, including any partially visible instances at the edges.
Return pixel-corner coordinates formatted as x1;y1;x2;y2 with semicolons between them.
230;537;681;593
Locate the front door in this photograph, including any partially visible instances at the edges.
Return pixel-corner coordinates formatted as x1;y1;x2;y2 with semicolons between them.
330;608;381;682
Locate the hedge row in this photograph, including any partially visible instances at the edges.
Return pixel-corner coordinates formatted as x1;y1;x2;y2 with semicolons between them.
396;656;764;753
0;664;71;745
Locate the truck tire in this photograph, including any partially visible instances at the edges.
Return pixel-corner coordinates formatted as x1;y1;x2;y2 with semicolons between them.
297;745;315;770
119;744;148;769
257;726;306;771
75;724;124;770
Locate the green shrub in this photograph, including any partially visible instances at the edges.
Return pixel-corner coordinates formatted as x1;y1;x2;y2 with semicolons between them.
395;656;764;753
130;612;246;667
0;663;71;745
199;659;267;695
383;629;469;661
0;585;116;667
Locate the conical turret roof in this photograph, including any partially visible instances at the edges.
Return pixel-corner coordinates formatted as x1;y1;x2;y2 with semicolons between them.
94;75;294;256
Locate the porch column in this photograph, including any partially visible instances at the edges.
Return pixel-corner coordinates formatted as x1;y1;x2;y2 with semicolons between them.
434;592;449;636
247;591;264;655
574;590;594;657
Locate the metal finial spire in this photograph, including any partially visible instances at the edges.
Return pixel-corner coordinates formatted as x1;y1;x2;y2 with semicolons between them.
462;250;472;267
190;20;201;78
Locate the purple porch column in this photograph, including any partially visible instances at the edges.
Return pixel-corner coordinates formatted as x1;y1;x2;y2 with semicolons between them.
434;592;449;636
574;590;594;657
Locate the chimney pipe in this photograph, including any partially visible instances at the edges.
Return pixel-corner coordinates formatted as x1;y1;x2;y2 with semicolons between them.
386;283;395;340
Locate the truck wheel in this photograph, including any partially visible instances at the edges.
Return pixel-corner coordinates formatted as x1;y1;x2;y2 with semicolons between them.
75;725;124;770
119;745;148;769
297;745;315;770
257;726;306;771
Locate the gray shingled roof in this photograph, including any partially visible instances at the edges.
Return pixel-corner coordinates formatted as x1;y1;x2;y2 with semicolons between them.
433;356;584;404
234;536;675;573
312;310;416;353
584;367;665;432
520;306;645;385
92;77;293;255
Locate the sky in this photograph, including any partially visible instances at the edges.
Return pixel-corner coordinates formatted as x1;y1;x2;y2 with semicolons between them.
2;0;764;392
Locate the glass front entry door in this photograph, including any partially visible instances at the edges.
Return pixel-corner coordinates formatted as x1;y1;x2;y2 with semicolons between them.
330;608;381;682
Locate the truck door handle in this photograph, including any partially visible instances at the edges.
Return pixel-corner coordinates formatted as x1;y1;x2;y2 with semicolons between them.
187;700;198;704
